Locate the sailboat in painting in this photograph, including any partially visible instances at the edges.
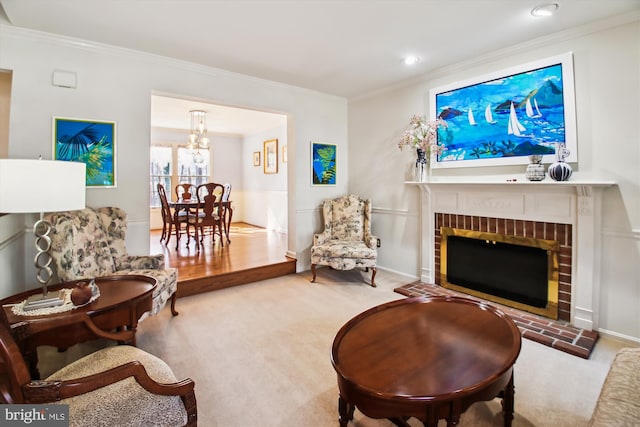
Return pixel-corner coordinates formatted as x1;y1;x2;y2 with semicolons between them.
485;104;497;124
507;102;527;136
525;97;542;118
467;108;477;126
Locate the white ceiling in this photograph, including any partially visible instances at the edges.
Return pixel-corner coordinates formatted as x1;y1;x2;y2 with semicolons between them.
151;96;287;136
1;0;638;133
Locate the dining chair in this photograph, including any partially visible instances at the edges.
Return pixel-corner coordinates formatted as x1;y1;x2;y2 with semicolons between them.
222;183;232;202
158;183;190;249
188;183;225;249
175;183;195;201
221;183;232;243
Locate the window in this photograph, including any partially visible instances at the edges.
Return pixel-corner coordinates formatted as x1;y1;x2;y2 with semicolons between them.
150;146;172;208
150;145;210;207
177;147;210;188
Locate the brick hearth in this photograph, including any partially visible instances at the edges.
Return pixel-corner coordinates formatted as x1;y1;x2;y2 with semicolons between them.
395;281;598;359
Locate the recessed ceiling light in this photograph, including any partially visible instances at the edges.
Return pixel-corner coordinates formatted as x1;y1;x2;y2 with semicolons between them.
403;56;420;66
531;3;559;17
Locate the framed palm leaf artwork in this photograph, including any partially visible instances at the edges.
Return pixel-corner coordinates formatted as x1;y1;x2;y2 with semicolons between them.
311;141;336;186
53;117;116;187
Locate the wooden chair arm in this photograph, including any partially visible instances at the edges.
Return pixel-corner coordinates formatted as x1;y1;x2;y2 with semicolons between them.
24;361;195;403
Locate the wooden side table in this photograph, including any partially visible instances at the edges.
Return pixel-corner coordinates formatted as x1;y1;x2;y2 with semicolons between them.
0;275;156;378
331;296;522;427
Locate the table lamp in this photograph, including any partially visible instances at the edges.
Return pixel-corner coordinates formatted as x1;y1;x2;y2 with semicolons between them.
0;158;86;308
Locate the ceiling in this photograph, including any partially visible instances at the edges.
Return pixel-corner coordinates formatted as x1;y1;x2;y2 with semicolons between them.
1;0;638;133
151;96;287;136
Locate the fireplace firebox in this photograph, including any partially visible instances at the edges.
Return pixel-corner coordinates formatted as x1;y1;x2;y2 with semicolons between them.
440;226;559;319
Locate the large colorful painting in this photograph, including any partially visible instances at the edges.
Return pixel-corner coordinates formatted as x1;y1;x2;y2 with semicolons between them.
53;117;116;187
311;142;336;186
429;52;577;168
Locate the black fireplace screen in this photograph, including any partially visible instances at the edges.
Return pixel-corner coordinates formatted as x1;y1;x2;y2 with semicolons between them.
446;236;548;308
439;226;559;319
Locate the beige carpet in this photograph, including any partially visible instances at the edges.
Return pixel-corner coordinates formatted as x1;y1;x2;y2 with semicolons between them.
38;268;633;427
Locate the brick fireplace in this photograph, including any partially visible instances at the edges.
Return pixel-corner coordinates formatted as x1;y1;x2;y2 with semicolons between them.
434;213;572;321
410;179;614;331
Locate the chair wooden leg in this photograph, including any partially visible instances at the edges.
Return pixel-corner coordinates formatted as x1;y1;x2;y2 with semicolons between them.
217;224;224;247
310;264;317;282
370;268;377;287
160;222;168;243
181;390;198;426
170;292;179;316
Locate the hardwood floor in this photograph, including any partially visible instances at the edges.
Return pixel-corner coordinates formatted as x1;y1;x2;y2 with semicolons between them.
150;223;296;298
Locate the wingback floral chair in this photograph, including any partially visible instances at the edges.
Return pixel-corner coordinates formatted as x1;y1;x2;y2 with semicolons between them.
46;207;179;318
310;195;377;286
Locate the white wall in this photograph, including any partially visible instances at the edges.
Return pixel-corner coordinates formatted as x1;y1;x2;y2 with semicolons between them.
242;124;287;231
348;17;640;341
0;213;27;296
0;24;348;295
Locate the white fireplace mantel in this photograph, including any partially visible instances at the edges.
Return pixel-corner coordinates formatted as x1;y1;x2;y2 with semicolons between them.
407;178;616;331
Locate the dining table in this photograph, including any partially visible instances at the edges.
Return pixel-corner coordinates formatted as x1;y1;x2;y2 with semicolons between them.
169;198;233;244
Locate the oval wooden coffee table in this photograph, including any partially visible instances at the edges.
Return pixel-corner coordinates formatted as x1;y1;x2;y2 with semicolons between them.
331;296;522;427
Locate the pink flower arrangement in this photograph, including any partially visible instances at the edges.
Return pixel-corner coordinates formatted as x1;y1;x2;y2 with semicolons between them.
398;115;447;158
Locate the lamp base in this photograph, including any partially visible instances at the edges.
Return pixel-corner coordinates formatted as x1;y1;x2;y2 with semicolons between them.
23;292;65;311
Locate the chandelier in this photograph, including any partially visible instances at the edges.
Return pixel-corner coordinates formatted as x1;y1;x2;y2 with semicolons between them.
187;110;209;164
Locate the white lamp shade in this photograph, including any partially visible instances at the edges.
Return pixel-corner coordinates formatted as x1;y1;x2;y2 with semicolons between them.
0;159;86;213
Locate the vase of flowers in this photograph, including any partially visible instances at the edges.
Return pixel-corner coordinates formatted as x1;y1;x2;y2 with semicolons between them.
398;114;447;182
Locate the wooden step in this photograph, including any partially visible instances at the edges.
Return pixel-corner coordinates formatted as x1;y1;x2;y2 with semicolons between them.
150;223;294;298
177;257;296;297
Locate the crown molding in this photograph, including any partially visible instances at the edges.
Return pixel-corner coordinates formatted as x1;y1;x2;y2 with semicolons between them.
0;23;345;101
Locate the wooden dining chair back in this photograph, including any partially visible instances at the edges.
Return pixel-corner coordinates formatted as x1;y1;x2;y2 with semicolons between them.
222;183;232;202
175;183;195;201
0;323;197;425
158;183;189;249
189;183;225;249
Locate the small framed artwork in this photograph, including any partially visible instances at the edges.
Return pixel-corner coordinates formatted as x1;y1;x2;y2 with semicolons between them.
429;52;577;169
311;141;336;186
253;151;260;166
282;145;288;163
264;138;278;174
53;116;116;187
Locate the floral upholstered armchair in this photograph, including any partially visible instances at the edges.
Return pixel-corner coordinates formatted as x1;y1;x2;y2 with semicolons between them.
310;195;377;287
46;207;179;318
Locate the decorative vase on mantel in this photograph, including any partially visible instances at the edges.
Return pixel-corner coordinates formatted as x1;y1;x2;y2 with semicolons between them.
525;155;546;181
548;142;573;182
414;148;431;182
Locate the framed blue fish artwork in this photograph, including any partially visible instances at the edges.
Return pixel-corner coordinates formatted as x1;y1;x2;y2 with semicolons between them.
429;52;577;169
53;117;116;187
